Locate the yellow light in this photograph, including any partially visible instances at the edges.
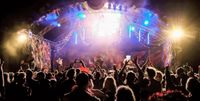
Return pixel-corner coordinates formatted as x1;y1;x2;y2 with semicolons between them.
4;41;17;57
17;33;27;44
170;27;184;40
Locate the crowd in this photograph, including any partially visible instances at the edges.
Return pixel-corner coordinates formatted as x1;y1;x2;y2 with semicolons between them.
0;56;200;101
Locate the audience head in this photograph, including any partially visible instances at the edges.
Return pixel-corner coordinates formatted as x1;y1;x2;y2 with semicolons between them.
37;71;46;80
147;67;156;79
120;72;126;81
55;72;63;80
26;69;33;79
176;67;185;77
116;85;136;101
103;76;117;92
46;72;53;80
155;71;163;83
187;71;194;77
76;73;89;89
1;57;200;101
66;69;75;79
186;77;200;95
76;69;80;76
94;71;101;80
126;71;136;84
17;72;26;84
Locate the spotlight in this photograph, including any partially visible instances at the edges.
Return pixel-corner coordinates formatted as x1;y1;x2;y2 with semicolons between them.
171;27;184;39
17;32;28;44
45;12;58;21
52;22;61;27
77;12;86;20
57;23;61;27
131;26;135;31
144;20;149;26
129;25;135;31
128;25;135;38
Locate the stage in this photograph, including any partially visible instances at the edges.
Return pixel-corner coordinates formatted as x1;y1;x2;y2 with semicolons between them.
14;1;172;71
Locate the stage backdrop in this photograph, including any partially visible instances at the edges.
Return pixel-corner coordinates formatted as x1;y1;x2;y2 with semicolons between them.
29;35;51;70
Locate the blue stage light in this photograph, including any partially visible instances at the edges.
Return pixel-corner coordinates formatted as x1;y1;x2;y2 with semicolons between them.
131;26;135;31
77;12;86;20
74;32;78;45
52;22;61;27
144;20;149;26
129;25;135;31
128;25;135;38
147;32;150;45
57;23;61;27
45;13;58;21
139;29;141;42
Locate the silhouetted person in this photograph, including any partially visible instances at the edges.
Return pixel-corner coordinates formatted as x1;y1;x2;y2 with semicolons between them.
186;77;200;101
140;78;150;101
60;69;76;100
88;74;107;101
93;71;104;89
147;67;161;95
25;69;39;101
175;67;189;95
163;91;188;101
126;71;140;101
36;72;51;101
149;90;187;101
115;85;136;101
102;76;117;101
63;73;100;101
7;72;30;101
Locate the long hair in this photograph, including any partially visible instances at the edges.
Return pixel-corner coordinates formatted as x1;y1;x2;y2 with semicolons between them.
102;76;117;93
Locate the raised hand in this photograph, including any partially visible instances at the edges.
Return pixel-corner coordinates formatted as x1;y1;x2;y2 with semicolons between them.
0;58;4;69
124;59;130;66
18;66;24;72
113;64;117;71
79;59;86;67
0;58;5;87
131;56;139;66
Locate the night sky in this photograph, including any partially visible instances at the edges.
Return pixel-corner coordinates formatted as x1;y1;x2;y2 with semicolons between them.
0;0;200;68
